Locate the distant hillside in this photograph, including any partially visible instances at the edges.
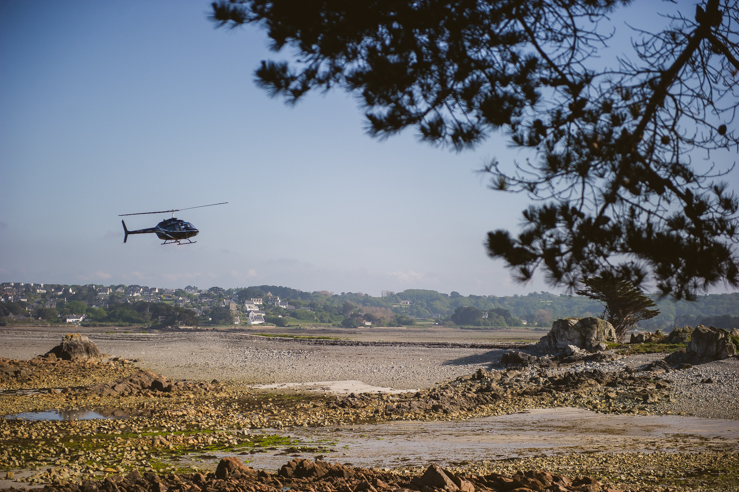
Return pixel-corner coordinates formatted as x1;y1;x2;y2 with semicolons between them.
214;285;739;329
3;281;737;329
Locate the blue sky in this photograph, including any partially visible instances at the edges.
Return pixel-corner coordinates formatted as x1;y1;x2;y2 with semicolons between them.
1;0;736;296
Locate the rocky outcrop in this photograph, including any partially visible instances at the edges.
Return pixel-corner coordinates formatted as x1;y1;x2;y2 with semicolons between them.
31;457;617;492
533;317;617;355
0;355;138;392
330;366;669;419
44;334;102;361
631;326;693;345
665;326;693;343
215;456;256;479
82;369;220;397
630;329;667;344
499;349;619;369
500;350;544;367
411;464;475;492
666;325;738;364
279;458;332;479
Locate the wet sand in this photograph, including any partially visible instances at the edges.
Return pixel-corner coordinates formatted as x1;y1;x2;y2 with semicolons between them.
183;407;739;471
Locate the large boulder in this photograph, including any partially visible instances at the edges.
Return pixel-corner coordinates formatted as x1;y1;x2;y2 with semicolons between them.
44;334;102;361
688;325;737;360
666;325;738;364
533;317;617;355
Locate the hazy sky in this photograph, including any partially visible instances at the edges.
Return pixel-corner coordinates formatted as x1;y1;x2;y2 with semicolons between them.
1;0;736;296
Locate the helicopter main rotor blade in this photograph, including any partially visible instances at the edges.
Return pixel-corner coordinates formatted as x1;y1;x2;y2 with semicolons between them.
178;202;228;212
119;210;178;217
118;202;227;217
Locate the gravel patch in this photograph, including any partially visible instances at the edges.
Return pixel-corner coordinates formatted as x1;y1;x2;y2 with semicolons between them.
653;357;739;419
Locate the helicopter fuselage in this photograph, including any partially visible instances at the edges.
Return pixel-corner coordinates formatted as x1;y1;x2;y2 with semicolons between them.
119;202;226;245
122;218;199;245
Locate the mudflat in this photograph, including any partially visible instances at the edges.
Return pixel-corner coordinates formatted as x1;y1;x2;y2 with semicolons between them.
0;326;536;389
1;326;738;491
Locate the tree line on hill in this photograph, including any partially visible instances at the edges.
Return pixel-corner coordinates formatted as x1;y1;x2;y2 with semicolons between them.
0;299;199;327
2;283;738;330
227;285;739;330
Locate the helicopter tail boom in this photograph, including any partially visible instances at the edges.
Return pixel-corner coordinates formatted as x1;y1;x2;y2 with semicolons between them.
121;220;158;243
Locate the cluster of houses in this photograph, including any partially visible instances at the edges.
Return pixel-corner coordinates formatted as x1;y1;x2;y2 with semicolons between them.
1;282;295;326
225;296;293;325
2;282;88;323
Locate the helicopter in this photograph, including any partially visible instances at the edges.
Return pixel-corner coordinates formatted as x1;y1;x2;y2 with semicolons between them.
119;202;227;245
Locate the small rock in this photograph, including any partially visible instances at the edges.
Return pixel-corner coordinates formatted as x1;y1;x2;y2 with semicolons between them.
215;457;256;479
411;464;459;491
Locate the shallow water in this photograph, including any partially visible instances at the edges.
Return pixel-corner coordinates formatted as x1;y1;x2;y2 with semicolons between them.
5;409;128;421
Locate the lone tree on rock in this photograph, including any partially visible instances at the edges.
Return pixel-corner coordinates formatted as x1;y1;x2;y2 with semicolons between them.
576;275;660;340
210;0;739;299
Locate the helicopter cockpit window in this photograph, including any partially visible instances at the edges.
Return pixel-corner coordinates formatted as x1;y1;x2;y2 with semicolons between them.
185;222;194;229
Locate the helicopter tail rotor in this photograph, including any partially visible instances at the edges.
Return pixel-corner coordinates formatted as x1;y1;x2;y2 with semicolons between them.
122;220;129;244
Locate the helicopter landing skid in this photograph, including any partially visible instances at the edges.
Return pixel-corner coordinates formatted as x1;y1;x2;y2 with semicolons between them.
162;239;197;245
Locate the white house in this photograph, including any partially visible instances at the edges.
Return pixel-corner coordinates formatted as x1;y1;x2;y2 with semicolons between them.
247;312;265;325
244;303;259;312
66;314;85;324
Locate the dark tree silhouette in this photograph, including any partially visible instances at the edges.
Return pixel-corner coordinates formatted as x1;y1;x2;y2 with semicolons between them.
210;0;739;299
576;275;660;339
208;306;234;325
699;314;739;329
451;305;484;325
